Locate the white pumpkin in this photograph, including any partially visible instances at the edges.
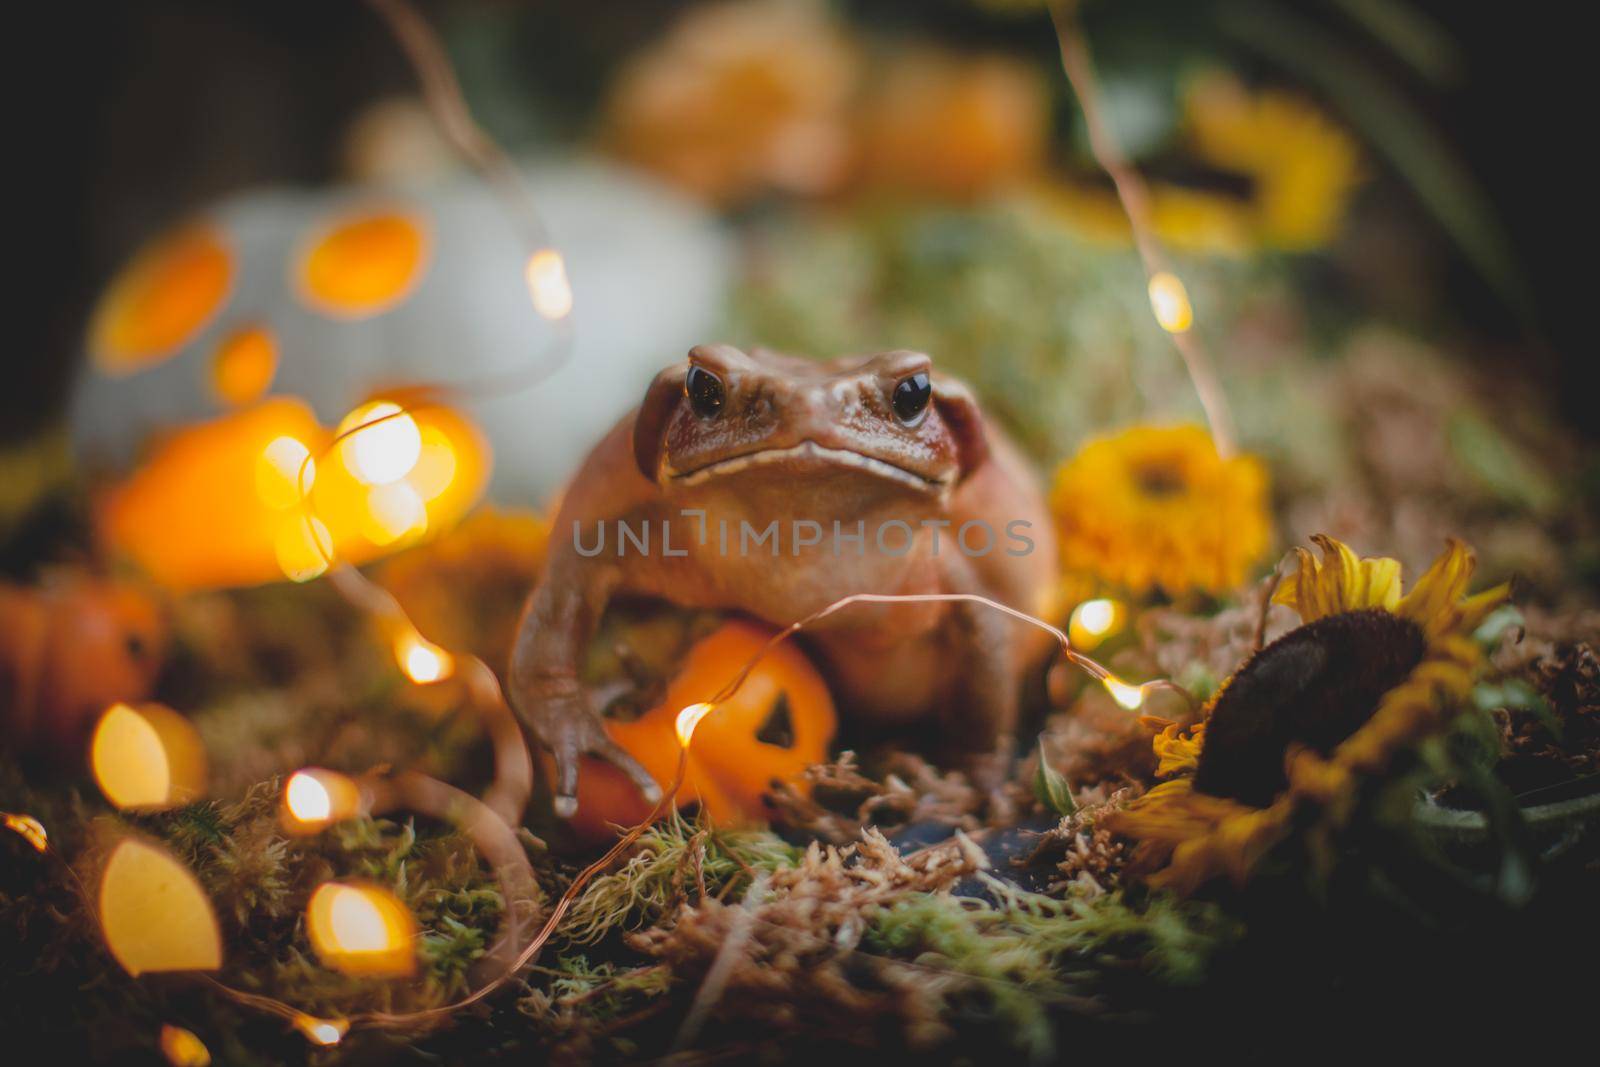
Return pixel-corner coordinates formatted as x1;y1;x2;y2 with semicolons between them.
71;158;731;504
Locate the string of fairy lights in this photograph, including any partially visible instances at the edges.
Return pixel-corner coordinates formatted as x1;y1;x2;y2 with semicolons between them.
1048;0;1239;460
0;0;1242;1057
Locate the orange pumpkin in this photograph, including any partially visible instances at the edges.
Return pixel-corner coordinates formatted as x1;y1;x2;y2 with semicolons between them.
564;620;835;841
0;573;167;760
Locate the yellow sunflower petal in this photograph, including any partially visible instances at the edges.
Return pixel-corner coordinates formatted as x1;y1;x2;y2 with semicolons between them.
1397;539;1476;635
1272;535;1401;622
1457;581;1514;636
1144;716;1206;777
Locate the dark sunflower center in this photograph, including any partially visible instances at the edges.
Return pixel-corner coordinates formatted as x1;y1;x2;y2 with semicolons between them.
1133;461;1187;498
1193;609;1427;806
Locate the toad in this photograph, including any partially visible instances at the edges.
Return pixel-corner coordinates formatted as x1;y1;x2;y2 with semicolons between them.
510;344;1057;815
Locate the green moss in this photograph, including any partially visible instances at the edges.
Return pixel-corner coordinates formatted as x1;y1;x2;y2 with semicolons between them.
557;811;798;944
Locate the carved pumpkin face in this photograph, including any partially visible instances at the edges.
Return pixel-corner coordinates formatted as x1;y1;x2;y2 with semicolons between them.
565;619;835;841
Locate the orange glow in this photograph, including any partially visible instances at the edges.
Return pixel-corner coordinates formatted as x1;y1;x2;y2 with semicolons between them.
296;207;429;318
90;223;233;374
281;768;363;835
294;1015;348;1046
210;324;278;406
524;249;574;320
98;837;223;976
159;1025;211;1067
91;702;207;811
100;396;491;590
3;812;48;852
306;881;417;978
394;628;454;684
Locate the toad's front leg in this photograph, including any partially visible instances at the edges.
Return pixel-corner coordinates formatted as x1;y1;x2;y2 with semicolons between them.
508;541;662;817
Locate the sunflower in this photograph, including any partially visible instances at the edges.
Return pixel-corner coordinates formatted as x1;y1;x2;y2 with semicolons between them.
1050;424;1270;598
1105;535;1511;894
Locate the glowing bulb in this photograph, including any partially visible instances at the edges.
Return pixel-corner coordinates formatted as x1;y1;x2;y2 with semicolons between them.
338;401;421;485
255;436;314;509
288;772;330;820
306;882;417;977
159;1024;211;1067
294;1015;348;1046
674;702;716;748
361;481;427;545
274;515;333;582
395;629;454;684
91;702;207;811
525;249;573;320
1147;271;1193;334
281;768;364;834
1068;598;1123;651
3;812;48;852
1103;676;1147;710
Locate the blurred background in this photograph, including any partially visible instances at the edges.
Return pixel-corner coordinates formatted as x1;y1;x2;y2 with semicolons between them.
8;0;1597;595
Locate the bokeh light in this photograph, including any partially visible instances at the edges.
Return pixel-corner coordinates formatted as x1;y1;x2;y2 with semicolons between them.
91;702;207;811
1147;271;1194;334
1068;597;1124;651
524;248;574;320
306;881;417;978
281;767;363;835
361;481;428;545
394;628;454;684
254;435;315;510
338;401;422;486
159;1024;211;1067
274;515;333;583
98;837;222;977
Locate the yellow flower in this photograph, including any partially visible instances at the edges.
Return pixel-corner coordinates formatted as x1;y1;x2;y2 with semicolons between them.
1051;424;1270;598
1184;71;1362;250
1037;71;1360;255
1106;535;1510;894
1032;179;1257;257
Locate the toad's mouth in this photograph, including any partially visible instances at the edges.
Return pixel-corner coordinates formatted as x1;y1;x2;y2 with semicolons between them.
666;441;950;493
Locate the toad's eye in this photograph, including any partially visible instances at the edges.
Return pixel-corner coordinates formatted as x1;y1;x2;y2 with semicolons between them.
685;365;725;417
891;372;931;423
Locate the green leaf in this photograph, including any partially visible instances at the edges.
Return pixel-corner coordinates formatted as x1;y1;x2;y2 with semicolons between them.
1033;740;1078;816
1472;604;1525;648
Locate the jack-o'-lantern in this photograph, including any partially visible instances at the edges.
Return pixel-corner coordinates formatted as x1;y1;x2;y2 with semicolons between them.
0;573;166;760
564;620;835;841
